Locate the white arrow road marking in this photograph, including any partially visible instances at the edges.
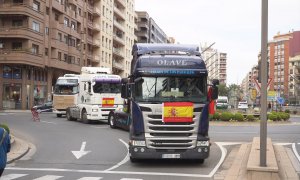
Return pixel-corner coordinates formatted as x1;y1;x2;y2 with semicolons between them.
292;143;300;163
72;141;91;159
0;174;28;180
33;175;63;180
104;139;129;171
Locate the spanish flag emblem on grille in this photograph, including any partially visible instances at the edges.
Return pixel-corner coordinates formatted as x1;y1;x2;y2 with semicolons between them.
163;102;194;122
102;98;114;107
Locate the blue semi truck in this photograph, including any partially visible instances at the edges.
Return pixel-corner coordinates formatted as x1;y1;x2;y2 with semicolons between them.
116;43;219;163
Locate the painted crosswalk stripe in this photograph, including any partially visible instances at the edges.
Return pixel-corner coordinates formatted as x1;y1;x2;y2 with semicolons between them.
77;177;103;180
120;179;143;180
1;174;28;180
33;175;63;180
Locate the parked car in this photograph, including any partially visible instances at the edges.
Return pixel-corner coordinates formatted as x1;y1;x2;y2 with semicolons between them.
33;101;53;113
108;107;130;131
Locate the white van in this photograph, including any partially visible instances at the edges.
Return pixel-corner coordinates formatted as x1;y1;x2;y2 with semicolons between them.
216;96;229;109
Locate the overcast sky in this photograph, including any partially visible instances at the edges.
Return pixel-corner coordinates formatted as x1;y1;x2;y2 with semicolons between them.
135;0;300;85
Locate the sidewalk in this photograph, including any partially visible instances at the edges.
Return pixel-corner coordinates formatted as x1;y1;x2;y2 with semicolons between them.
7;135;30;164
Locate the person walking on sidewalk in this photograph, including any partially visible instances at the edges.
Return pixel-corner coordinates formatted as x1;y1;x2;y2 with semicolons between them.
0;127;11;177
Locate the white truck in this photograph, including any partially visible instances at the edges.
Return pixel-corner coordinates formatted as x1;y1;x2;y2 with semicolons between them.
66;67;123;123
52;74;80;117
216;96;229;110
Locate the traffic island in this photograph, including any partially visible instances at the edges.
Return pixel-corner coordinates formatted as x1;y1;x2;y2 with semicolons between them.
246;137;279;180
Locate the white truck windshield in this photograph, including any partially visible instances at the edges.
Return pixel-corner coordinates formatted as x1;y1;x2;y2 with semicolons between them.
135;76;207;103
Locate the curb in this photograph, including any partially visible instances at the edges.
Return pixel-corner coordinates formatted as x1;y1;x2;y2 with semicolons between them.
7;135;30;164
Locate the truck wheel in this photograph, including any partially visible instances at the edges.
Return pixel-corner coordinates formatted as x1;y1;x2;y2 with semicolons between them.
81;109;90;124
56;114;62;118
130;156;139;163
66;110;75;121
108;113;116;129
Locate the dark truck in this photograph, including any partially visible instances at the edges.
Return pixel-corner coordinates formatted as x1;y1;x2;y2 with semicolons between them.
110;43;218;163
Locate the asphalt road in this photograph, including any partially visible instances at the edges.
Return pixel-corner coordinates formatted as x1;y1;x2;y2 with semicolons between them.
1;112;300;180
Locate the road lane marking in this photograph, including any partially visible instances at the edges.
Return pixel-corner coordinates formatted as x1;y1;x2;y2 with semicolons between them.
292;143;300;163
120;179;143;180
71;141;91;159
33;175;63;180
77;177;103;180
40;121;57;124
5;167;211;178
90;126;109;129
274;143;293;146
104;139;129;172
1;173;27;180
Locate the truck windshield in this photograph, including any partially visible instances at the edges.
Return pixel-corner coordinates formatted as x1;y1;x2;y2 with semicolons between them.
135;76;207;103
54;85;79;95
93;83;121;93
217;99;228;103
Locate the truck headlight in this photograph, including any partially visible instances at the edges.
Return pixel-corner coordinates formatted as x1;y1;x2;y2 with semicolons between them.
197;141;209;147
92;109;98;112
131;140;146;146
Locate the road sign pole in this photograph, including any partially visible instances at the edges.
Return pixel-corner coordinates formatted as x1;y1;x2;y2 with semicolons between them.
260;0;268;167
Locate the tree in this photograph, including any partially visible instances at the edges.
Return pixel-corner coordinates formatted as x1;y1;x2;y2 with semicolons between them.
218;84;228;96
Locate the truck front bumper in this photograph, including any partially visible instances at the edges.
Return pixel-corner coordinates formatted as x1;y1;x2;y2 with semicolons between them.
129;146;210;160
53;109;66;115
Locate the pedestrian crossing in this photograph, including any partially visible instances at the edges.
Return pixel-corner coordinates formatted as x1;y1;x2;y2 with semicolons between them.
1;174;143;180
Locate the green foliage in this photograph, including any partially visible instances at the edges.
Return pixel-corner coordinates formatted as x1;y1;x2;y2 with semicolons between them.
220;112;233;121
212;112;220;120
246;115;255;121
0;123;10;134
268;114;277;121
284;109;290;113
218;84;228;96
234;113;244;121
268;112;290;121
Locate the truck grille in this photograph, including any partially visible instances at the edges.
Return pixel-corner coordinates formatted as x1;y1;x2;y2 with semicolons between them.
144;107;200;150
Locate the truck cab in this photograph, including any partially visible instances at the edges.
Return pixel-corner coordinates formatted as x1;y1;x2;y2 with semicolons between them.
121;44;218;163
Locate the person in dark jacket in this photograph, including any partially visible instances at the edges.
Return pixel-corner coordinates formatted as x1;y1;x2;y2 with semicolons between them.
0;127;11;177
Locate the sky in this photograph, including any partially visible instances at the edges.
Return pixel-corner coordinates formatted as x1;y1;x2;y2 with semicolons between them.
135;0;300;85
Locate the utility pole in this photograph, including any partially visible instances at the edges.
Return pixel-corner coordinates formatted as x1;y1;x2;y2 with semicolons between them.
260;0;268;167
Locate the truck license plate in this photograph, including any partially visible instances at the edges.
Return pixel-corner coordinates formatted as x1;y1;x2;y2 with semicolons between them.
162;154;180;159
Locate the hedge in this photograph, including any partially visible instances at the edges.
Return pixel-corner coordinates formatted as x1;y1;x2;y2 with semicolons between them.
234;113;244;121
0;123;10;134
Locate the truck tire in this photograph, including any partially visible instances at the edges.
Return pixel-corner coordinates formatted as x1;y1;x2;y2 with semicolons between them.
56;114;62;118
130;156;139;163
108;113;116;129
66;110;75;121
81;109;90;124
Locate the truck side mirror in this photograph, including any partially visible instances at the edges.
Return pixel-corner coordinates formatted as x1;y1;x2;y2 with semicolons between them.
211;86;218;100
121;84;129;98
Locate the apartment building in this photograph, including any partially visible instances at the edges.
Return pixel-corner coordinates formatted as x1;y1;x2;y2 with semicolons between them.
135;11;168;43
268;31;300;100
0;0;135;110
201;44;227;84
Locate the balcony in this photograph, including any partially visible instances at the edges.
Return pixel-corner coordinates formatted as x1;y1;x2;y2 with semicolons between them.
52;0;64;13
92;23;101;32
93;39;101;47
113;20;125;31
50;57;81;73
93;55;101;62
86;35;93;44
112;48;124;58
0;49;44;67
0;26;44;42
86;4;93;13
93;7;101;17
0;2;44;20
114;8;125;20
113;60;124;71
115;0;126;8
113;35;125;46
69;0;76;5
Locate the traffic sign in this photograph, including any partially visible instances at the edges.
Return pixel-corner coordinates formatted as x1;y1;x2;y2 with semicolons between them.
276;97;285;105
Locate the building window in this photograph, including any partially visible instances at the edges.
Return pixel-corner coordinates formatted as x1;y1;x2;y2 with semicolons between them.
32;21;40;32
12;42;22;50
46;7;49;15
12;19;23;27
45;27;49;35
64;35;68;44
45;48;48;56
55;13;59;21
64;17;69;27
58;52;61;60
58;33;62;41
71;21;76;30
64;54;68;61
32;44;39;54
33;0;40;11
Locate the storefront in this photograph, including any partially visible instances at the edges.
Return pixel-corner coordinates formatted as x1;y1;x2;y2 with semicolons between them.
0;64;53;110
